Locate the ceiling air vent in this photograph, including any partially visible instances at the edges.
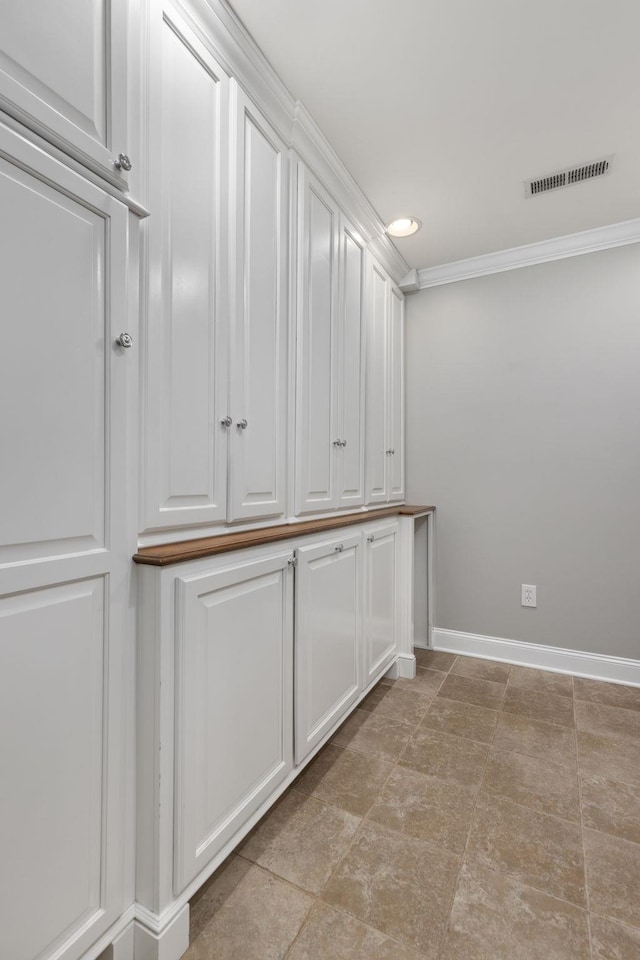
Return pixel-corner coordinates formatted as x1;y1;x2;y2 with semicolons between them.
525;156;613;198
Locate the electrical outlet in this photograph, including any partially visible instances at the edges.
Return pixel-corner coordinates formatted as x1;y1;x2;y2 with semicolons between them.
521;584;537;607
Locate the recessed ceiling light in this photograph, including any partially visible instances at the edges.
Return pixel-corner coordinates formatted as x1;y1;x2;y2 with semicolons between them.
386;217;421;237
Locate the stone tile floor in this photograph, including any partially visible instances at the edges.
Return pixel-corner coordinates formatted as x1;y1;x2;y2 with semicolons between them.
184;651;640;960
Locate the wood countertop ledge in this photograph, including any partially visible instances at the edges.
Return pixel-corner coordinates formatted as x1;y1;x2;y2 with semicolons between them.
133;505;435;567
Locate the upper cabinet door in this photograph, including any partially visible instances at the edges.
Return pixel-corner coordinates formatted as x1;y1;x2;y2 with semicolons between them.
365;257;389;504
388;284;405;501
0;0;130;190
336;216;365;509
143;4;229;532
228;84;288;522
294;165;340;514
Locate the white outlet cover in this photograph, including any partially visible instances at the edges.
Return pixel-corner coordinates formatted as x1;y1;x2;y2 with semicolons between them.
521;584;537;607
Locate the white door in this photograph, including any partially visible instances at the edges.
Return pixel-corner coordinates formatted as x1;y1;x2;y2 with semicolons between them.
174;551;294;891
0;0;130;190
228;83;288;521
388;284;405;501
294;165;339;515
364;522;400;684
0;124;135;960
336;216;365;509
365;257;389;504
143;3;229;531
295;532;361;763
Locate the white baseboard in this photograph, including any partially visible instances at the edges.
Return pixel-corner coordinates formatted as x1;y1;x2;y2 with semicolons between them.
134;905;189;960
433;628;640;687
386;653;416;680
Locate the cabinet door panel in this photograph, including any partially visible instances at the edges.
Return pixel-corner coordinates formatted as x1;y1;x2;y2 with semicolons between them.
364;524;399;683
0;0;129;189
295;533;361;763
337;219;365;508
0;128;134;960
388;285;405;501
175;553;293;891
295;168;338;514
365;259;389;504
144;8;228;530
229;86;288;521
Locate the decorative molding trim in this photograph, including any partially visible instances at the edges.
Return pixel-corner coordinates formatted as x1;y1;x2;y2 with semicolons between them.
405;218;640;290
433;628;640;687
134;904;189;960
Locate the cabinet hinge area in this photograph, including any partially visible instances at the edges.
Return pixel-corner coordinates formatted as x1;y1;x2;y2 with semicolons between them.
287;553;297;567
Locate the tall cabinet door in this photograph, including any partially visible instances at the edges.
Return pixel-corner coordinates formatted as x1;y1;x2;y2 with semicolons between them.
0;0;130;190
228;83;288;521
336;216;365;509
363;522;400;684
295;532;362;763
365;257;390;504
295;165;340;515
388;284;405;501
143;3;229;531
174;551;293;892
0;125;135;960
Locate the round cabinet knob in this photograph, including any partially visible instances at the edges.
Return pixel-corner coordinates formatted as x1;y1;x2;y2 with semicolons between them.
236;418;248;429
114;153;132;172
115;332;133;348
366;535;374;542
334;544;344;553
342;439;348;447
220;416;232;427
333;439;342;447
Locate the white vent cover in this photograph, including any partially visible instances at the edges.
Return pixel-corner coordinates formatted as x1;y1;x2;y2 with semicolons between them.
524;156;613;197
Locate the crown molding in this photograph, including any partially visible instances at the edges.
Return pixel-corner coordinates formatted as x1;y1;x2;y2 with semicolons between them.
402;218;640;291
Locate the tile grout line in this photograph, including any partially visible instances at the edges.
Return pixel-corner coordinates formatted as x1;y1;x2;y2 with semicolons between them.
573;676;595;959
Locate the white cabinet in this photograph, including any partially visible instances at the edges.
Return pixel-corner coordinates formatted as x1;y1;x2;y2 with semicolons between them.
363;521;400;684
174;551;293;891
295;164;365;515
0;122;137;960
365;256;405;504
0;0;131;190
295;532;362;762
143;5;288;532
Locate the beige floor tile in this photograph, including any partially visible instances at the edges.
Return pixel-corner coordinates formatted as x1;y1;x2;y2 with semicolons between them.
287;900;427;960
421;697;498;744
322;820;460;958
238;789;360;894
294;744;393;817
482;748;580;822
189;856;252;942
399;726;489;788
502;687;575;728
577;731;640;786
368;765;477;854
440;861;590;960
330;708;416;762
451;655;511;684
575;701;640;742
414;649;456;673
466;793;586;906
584;828;640;928
493;712;577;765
508;665;574;699
360;682;431;724
589;914;640;960
574;677;640;713
437;673;506;710
581;774;640;845
184;863;312;960
395;667;446;700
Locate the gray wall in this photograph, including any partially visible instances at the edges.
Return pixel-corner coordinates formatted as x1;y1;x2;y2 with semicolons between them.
406;244;640;659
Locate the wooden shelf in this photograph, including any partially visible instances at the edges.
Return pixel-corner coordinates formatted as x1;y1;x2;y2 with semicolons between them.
134;505;435;566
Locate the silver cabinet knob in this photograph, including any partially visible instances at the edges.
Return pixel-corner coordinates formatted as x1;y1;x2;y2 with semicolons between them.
334;544;344;552
333;439;342;447
237;418;248;429
366;535;374;542
385;449;392;455
342;439;348;447
390;449;395;455
115;332;133;348
114;153;132;172
220;416;232;427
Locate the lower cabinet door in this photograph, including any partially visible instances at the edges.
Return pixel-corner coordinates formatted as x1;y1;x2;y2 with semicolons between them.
364;522;400;684
295;532;361;764
174;550;294;892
